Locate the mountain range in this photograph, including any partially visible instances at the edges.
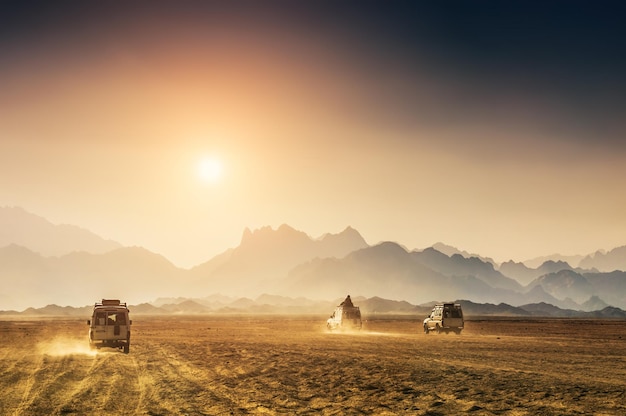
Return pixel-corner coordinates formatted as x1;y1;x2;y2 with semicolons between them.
2;295;624;319
1;206;626;312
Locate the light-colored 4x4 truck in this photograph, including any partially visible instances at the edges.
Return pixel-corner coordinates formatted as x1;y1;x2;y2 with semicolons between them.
87;299;132;353
327;295;362;330
423;303;464;334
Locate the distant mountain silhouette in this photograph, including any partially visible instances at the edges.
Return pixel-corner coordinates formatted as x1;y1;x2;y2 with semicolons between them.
522;253;586;269
518;302;580;317
583;270;626;309
521;250;626;274
536;260;575;275
580;295;609;312
498;260;538;286
282;242;525;305
430;242;496;265
282;242;445;302
413;248;521;291
160;299;212;314
3;295;624;318
519;285;577;310
0;245;186;310
359;296;420;314
579;246;626;272
19;304;91;316
2;206;626;311
131;302;167;314
255;293;320;308
458;300;530;316
523;269;626;309
0;206;121;256
189;225;369;297
499;259;593;286
527;270;595;304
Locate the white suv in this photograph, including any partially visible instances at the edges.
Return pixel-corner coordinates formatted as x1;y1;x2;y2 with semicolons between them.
88;299;132;353
423;303;464;334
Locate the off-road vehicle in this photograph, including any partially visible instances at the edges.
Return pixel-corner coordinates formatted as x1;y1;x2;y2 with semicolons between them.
87;299;132;353
327;295;362;330
423;303;464;334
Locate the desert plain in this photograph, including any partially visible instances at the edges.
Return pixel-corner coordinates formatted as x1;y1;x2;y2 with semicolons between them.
0;315;625;416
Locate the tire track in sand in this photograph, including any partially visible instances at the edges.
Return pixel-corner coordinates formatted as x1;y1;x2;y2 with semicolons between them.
135;345;237;415
10;353;45;416
7;348;143;415
53;350;144;415
11;353;89;415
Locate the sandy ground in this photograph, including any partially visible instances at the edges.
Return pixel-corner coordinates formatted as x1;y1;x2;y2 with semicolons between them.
1;316;625;415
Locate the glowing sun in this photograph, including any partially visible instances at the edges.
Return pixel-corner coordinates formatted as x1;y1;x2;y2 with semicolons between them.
197;157;223;183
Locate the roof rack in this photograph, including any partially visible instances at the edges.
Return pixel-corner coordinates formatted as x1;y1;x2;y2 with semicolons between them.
95;299;127;307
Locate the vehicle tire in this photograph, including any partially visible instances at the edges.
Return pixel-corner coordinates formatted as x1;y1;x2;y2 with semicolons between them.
436;324;442;334
124;343;130;354
423;324;429;334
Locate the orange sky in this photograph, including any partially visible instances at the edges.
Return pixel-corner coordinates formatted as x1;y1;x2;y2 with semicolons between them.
1;3;625;267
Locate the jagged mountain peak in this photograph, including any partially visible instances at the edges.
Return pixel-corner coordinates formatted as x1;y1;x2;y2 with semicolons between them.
537;260;574;275
579;245;626;272
527;269;594;304
319;225;363;240
429;242;495;265
190;224;372;298
239;224;308;246
318;226;368;248
501;259;529;268
540;259;572;268
242;225;365;245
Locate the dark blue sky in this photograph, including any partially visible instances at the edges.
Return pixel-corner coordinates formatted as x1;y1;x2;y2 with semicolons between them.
3;1;623;146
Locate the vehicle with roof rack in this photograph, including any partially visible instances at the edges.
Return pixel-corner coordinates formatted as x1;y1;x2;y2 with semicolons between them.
423;302;464;334
87;299;132;353
326;295;362;330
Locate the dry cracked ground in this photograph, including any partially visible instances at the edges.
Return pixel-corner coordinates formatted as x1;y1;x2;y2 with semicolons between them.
1;315;625;415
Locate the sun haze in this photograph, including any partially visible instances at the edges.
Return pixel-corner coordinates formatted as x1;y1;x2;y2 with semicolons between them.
197;157;223;184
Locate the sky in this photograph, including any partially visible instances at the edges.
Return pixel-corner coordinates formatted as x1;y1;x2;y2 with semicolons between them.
1;1;626;268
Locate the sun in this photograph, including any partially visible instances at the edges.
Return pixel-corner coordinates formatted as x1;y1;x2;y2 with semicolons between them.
197;157;223;183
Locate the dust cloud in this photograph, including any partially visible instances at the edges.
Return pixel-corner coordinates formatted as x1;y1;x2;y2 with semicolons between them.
37;337;97;357
325;328;403;337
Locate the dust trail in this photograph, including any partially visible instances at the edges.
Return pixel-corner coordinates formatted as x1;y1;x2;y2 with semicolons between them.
325;329;403;337
37;337;97;357
358;331;404;337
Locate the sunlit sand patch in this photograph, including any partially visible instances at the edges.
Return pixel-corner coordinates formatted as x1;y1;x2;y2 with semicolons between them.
37;337;98;357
